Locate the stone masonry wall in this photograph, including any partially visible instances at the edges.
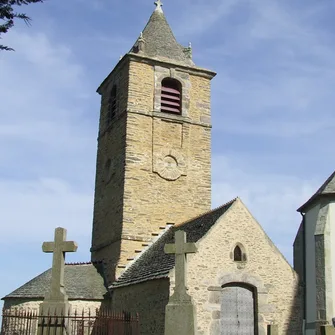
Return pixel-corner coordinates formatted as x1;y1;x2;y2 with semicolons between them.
293;220;305;287
111;279;170;335
91;57;214;280
168;198;303;335
90;60;129;281
120;59;212;267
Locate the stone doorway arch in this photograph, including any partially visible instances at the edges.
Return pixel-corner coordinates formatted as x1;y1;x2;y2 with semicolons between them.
208;273;270;335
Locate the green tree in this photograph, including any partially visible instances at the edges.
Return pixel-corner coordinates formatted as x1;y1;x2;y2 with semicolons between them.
1;0;44;51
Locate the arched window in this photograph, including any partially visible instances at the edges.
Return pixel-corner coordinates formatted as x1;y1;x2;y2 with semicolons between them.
107;85;117;123
234;246;242;262
161;78;182;114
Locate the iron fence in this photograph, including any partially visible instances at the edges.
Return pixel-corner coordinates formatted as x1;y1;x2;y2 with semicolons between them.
1;308;139;335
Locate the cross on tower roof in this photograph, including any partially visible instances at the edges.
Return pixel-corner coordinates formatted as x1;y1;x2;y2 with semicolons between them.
154;0;163;11
42;227;78;301
164;230;197;301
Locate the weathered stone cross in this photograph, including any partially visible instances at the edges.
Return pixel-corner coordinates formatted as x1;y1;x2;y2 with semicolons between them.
164;230;197;301
42;227;78;301
154;0;163;10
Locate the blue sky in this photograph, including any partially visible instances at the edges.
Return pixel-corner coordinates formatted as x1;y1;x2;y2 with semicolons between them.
1;0;335;310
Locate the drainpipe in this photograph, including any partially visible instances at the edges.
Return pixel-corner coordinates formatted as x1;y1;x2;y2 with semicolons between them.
300;211;306;335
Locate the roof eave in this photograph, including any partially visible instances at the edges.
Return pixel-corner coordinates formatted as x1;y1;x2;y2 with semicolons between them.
297;193;335;213
110;274;170;290
127;52;217;79
2;296;105;301
96;55;130;95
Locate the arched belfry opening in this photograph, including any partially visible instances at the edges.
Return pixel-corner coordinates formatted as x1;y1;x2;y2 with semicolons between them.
107;85;117;123
160;78;182;114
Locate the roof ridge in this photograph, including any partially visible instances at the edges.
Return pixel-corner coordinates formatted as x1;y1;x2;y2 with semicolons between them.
297;170;335;212
175;197;238;228
65;261;92;266
315;170;335;194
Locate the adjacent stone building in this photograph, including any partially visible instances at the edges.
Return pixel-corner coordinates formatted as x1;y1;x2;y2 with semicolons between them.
3;2;312;334
3;263;108;313
294;171;335;334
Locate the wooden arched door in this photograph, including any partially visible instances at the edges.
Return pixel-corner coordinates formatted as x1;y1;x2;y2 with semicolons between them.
220;283;257;334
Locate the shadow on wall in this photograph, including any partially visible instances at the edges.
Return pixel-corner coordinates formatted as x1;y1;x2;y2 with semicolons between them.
111;278;170;335
286;281;304;335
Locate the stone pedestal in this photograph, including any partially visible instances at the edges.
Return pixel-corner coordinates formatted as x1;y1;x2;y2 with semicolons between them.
39;301;71;316
267;324;279;335
164;231;198;335
164;299;197;335
38;301;71;335
321;325;335;335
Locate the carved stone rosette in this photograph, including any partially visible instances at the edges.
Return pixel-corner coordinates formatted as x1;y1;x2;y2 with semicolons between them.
153;149;187;181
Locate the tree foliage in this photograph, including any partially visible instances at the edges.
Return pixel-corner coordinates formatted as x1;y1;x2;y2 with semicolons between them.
0;0;44;51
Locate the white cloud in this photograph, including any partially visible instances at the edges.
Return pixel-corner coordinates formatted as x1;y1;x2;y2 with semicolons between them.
0;30;96;246
0;178;93;243
189;0;335;140
173;0;239;38
212;155;319;263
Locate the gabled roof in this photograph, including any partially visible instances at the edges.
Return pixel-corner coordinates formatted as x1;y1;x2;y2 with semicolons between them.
297;170;335;213
111;199;237;289
3;263;108;301
130;7;194;66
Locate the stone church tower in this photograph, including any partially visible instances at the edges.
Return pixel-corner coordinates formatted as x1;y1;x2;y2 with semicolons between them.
90;2;216;282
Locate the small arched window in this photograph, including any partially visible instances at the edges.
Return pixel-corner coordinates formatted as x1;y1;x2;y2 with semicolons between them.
107;85;117;123
161;78;182;114
234;245;242;262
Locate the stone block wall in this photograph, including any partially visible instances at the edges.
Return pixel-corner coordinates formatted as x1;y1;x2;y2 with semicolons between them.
91;59;130;272
120;59;212;264
91;56;214;279
111;279;170;335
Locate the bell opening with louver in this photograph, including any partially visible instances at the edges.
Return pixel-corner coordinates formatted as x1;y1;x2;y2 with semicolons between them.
161;78;182;114
108;85;117;121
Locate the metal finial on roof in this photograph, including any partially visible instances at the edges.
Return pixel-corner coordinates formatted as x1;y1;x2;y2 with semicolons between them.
154;0;163;11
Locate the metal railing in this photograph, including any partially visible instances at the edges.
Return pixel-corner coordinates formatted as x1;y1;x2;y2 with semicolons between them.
1;308;139;335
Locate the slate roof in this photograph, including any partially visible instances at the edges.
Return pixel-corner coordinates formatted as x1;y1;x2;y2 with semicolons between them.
297;170;335;212
111;198;237;289
130;7;194;66
3;263;108;301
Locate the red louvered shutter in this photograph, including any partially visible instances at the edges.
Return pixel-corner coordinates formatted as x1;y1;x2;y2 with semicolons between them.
161;79;181;114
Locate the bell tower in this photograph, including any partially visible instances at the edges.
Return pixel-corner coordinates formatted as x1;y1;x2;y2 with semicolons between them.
91;1;216;282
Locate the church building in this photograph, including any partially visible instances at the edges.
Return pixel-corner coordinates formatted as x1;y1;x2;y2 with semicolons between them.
5;2;335;334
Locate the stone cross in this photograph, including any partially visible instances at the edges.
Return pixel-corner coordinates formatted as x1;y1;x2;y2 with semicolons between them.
42;227;78;301
164;230;197;300
154;0;163;11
